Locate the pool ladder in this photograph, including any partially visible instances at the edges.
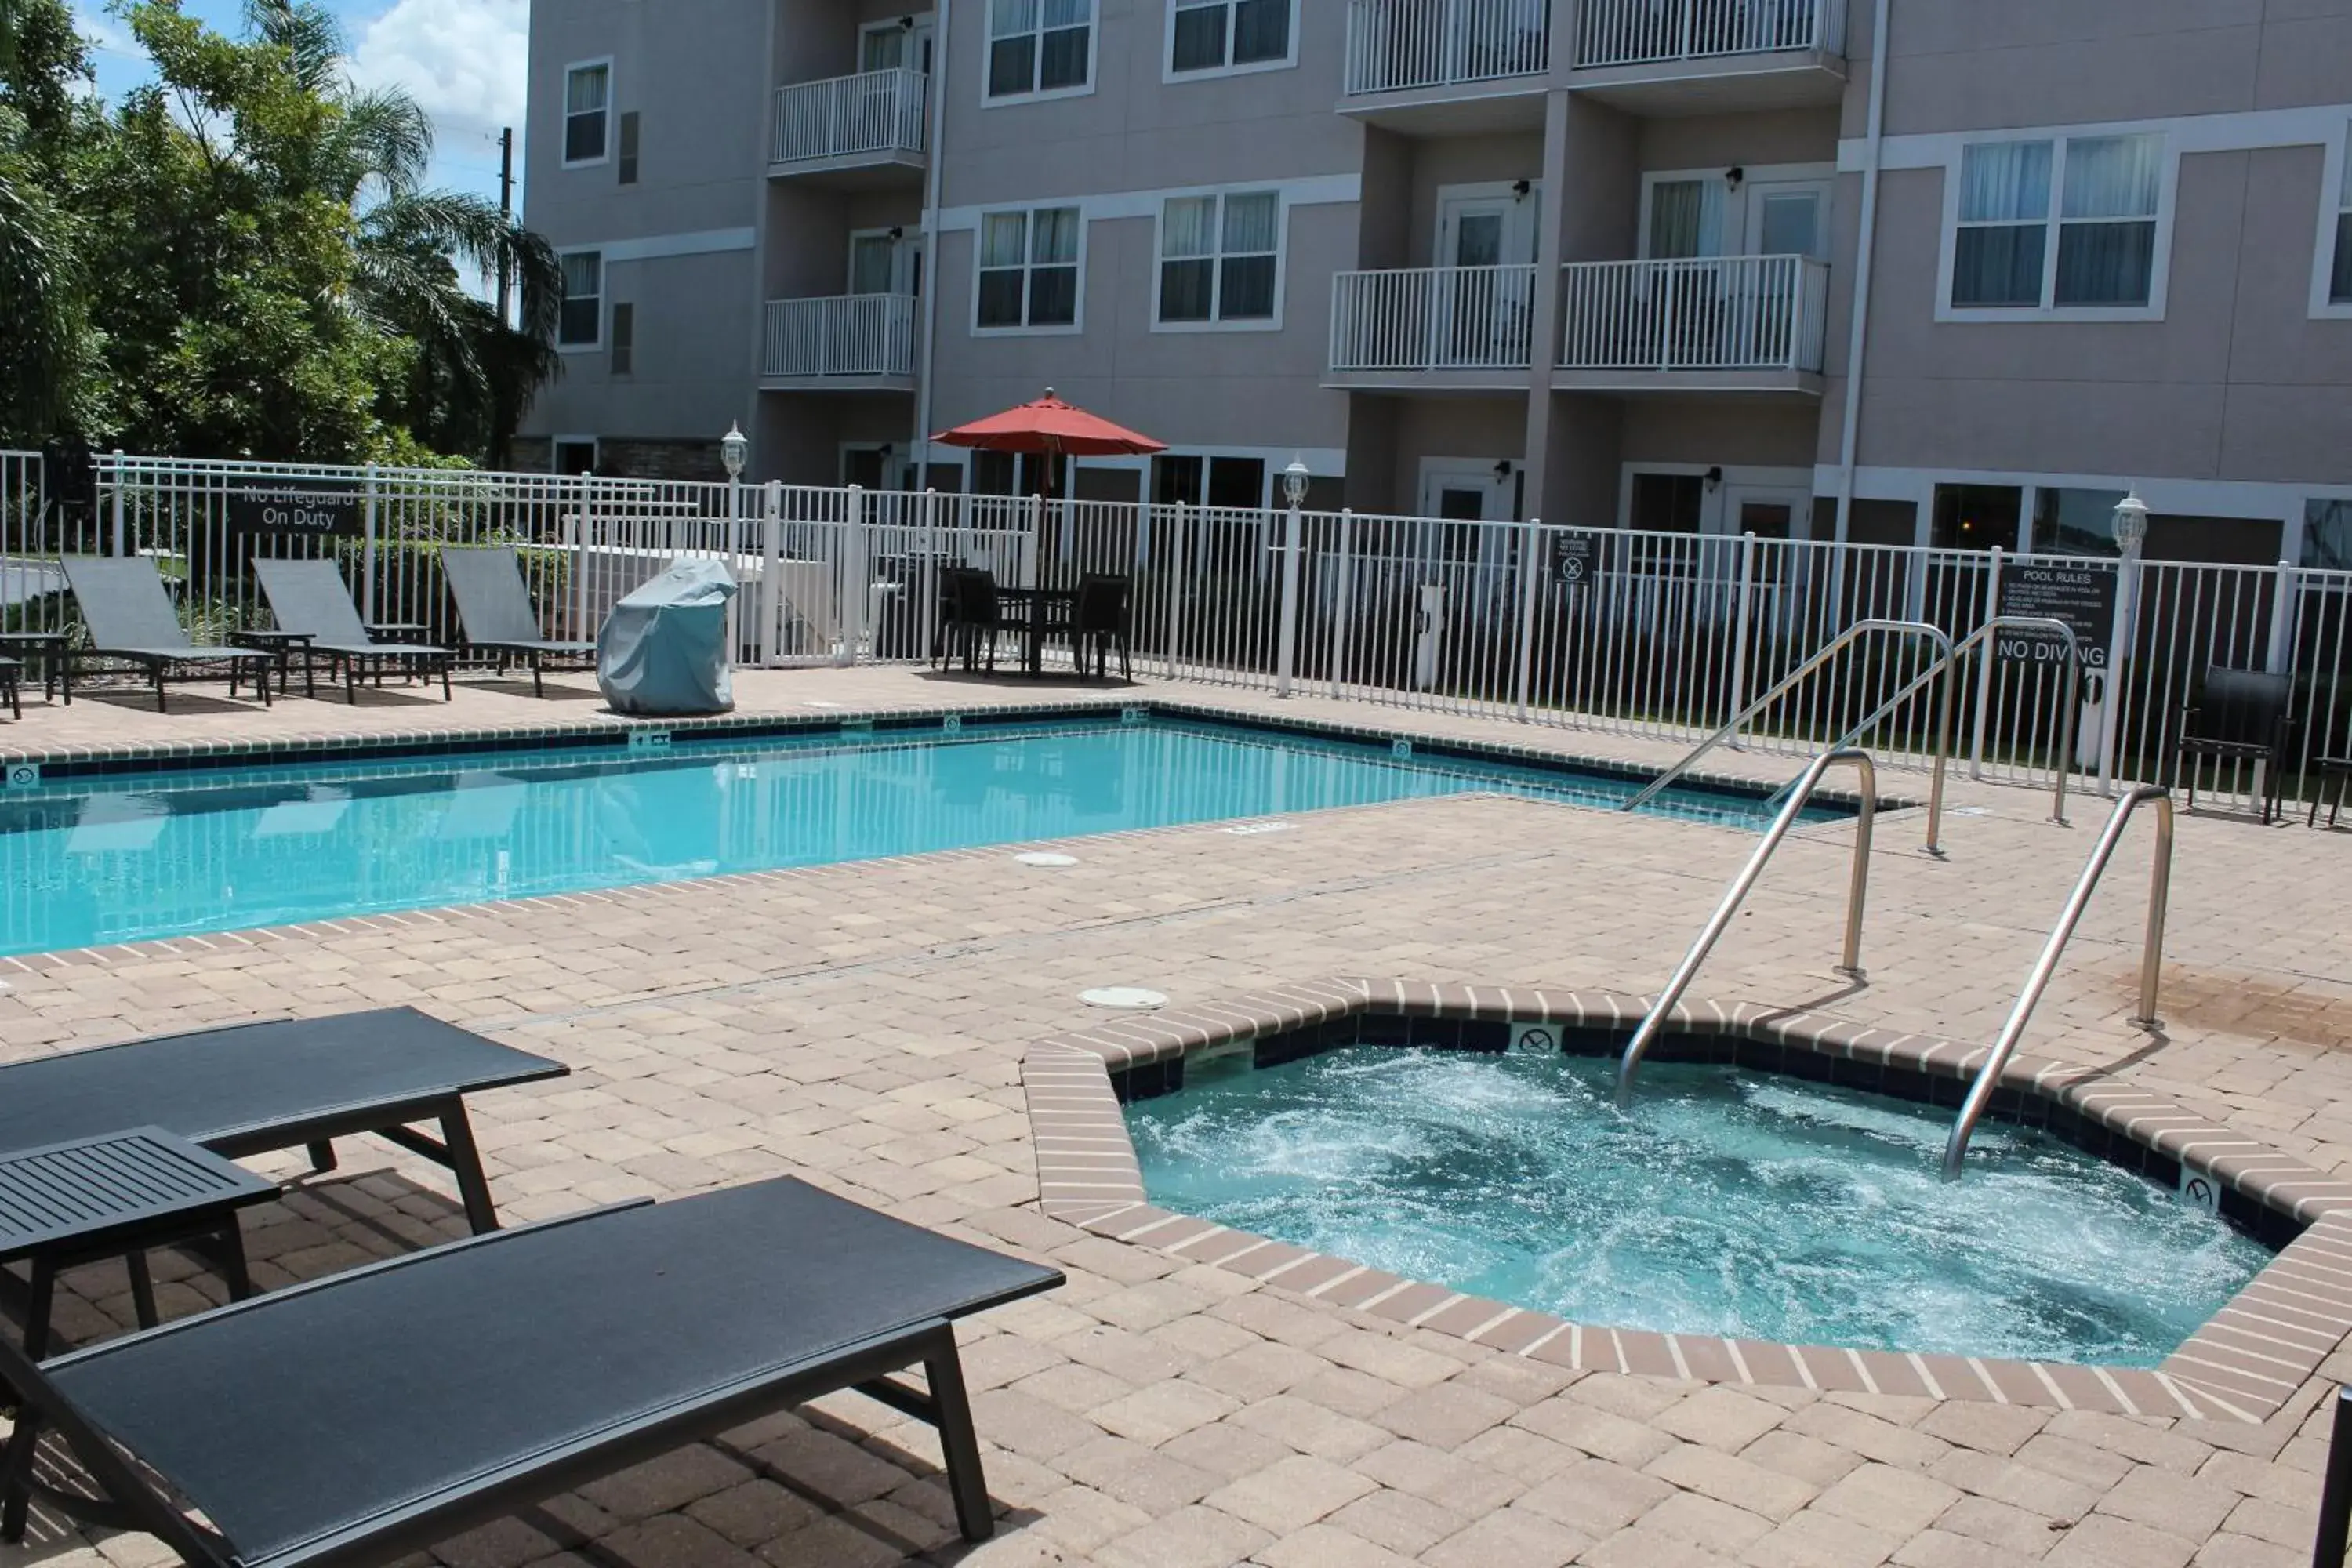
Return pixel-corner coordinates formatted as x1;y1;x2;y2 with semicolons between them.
1940;787;2174;1181
1614;747;1880;1109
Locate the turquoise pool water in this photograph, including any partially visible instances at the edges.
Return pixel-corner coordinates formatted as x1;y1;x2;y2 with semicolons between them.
0;718;1821;956
1126;1048;2272;1366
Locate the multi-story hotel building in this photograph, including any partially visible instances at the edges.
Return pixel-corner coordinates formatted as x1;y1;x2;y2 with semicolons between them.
518;0;2352;567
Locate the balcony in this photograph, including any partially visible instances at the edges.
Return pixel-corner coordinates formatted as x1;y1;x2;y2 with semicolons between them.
1327;266;1538;390
1340;0;1551;134
760;295;918;391
1555;255;1828;394
769;67;927;187
1570;0;1846;112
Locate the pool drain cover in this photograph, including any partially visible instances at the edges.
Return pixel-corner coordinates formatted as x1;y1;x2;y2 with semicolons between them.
1017;852;1079;867
1082;987;1168;1011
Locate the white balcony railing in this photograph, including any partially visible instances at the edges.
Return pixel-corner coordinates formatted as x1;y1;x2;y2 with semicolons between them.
1573;0;1846;67
1330;265;1540;373
762;294;918;379
1344;0;1551;96
771;66;928;165
1559;256;1831;374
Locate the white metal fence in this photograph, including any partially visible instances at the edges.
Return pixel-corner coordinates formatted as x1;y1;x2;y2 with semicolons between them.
1573;0;1847;67
1343;0;1552;95
1559;256;1831;374
771;66;928;165
1330;266;1539;372
6;448;2350;818
761;295;919;379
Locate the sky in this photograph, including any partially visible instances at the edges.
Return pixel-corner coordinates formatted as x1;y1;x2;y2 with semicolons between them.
71;0;528;206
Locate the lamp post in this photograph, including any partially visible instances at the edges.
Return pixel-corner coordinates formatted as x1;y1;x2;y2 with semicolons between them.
1276;458;1310;697
2095;490;2149;793
721;423;750;664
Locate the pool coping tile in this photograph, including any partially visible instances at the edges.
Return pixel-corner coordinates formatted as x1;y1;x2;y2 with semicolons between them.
1020;976;2352;1425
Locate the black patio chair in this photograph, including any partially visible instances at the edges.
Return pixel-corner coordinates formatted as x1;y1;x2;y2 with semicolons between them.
946;568;1011;673
1069;574;1134;681
438;546;597;696
0;657;18;720
0;1177;1063;1562
59;557;274;713
2177;666;2292;823
252;557;456;702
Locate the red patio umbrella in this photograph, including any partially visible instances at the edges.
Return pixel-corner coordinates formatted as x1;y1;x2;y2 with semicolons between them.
931;388;1166;496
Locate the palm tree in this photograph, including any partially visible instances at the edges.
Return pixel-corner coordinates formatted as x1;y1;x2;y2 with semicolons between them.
247;0;562;463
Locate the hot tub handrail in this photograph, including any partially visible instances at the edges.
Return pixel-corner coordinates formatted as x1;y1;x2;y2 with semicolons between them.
1615;747;1879;1111
1940;786;2174;1181
1623;619;1952;852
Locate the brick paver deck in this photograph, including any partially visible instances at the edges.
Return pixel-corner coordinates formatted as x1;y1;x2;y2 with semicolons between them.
1;665;2347;1568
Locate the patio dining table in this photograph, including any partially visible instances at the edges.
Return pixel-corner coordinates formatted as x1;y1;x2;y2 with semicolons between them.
994;585;1078;676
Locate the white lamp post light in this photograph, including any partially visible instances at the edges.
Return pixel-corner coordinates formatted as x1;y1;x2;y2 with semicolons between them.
720;423;749;481
1275;457;1310;697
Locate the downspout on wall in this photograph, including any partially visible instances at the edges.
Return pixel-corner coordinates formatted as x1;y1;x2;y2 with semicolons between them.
912;0;953;488
1832;0;1892;543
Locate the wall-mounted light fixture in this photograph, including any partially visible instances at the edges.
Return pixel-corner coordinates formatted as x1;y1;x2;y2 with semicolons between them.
1512;179;1532;201
1494;459;1515;485
1704;466;1725;492
1725;166;1746;191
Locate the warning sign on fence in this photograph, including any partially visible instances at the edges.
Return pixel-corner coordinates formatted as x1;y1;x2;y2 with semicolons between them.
1997;560;2116;666
227;481;363;538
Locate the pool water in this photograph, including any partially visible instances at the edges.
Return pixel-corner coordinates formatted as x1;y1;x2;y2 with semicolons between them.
0;718;1820;956
1126;1048;2273;1366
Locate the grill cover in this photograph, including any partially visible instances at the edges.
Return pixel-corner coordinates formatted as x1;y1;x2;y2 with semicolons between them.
597;558;738;716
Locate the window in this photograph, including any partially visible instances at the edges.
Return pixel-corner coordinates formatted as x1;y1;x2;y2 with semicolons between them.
975;208;1080;330
558;252;602;347
1630;474;1703;533
1950;133;2164;313
609;302;634;376
1930;485;2022;552
1158;191;1279;325
1170;0;1292;74
2331;130;2352;307
616;111;640;185
564;61;611;165
2310;500;2352;572
2031;488;2126;558
987;0;1093;100
554;439;598;476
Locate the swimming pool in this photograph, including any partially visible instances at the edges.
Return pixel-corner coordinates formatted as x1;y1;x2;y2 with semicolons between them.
0;716;1830;956
1125;1047;2272;1367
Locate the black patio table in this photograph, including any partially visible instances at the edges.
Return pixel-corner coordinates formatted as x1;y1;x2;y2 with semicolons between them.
994;585;1076;675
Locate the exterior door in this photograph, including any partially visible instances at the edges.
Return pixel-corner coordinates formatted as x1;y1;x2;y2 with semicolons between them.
1418;466;1514;573
861;16;935;74
1744;181;1828;259
1435;187;1537;367
848;231;923;297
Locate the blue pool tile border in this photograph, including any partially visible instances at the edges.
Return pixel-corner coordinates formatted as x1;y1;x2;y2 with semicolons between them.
1022;977;2352;1424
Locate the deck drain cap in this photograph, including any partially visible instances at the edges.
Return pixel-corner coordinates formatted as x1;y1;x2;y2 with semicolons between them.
1082;987;1167;1011
1017;852;1079;867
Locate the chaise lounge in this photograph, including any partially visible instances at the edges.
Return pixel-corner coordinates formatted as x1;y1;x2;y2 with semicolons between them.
60;557;275;713
438;546;598;697
251;558;456;703
0;1177;1063;1563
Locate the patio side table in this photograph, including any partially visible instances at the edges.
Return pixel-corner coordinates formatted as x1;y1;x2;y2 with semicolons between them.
0;1127;275;1360
0;632;73;706
2312;757;2352;829
227;629;315;699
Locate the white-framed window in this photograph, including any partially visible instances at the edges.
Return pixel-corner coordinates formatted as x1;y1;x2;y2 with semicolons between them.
974;207;1083;332
2314;122;2352;319
985;0;1094;102
562;60;612;166
1167;0;1296;78
558;250;604;348
1156;190;1282;329
1942;132;2170;320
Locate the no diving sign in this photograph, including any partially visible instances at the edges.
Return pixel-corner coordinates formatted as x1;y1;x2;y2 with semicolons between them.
1998;560;2116;667
1555;533;1598;586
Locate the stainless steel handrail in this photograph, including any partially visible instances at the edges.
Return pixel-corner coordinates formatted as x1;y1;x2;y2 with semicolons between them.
1624;619;1952;850
1762;615;2083;840
1616;748;1879;1109
1940;786;2174;1181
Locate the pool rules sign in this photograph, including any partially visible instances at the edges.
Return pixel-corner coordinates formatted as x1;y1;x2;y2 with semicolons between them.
1997;559;2116;668
227;480;363;539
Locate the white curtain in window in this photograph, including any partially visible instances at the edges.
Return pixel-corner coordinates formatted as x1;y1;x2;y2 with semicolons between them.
1221;192;1278;255
566;66;607;114
991;0;1036;37
1031;208;1080;263
562;252;601;297
1958;141;2052;223
1647;180;1724;260
1163;197;1216;259
981;212;1027;269
2063;136;2161;219
1042;0;1089;27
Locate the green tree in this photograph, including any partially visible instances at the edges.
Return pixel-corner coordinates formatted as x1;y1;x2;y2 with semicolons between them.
0;0;99;443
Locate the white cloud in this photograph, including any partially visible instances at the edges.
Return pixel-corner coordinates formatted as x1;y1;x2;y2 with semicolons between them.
348;0;528;151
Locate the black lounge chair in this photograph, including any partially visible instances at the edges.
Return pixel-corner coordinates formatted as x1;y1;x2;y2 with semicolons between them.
252;558;455;703
60;557;274;713
2177;666;2292;823
0;657;18;720
0;1177;1063;1561
0;1007;567;1238
1069;575;1134;681
438;546;597;696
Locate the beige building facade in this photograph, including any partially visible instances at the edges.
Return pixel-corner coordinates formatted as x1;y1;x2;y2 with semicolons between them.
520;0;2352;565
